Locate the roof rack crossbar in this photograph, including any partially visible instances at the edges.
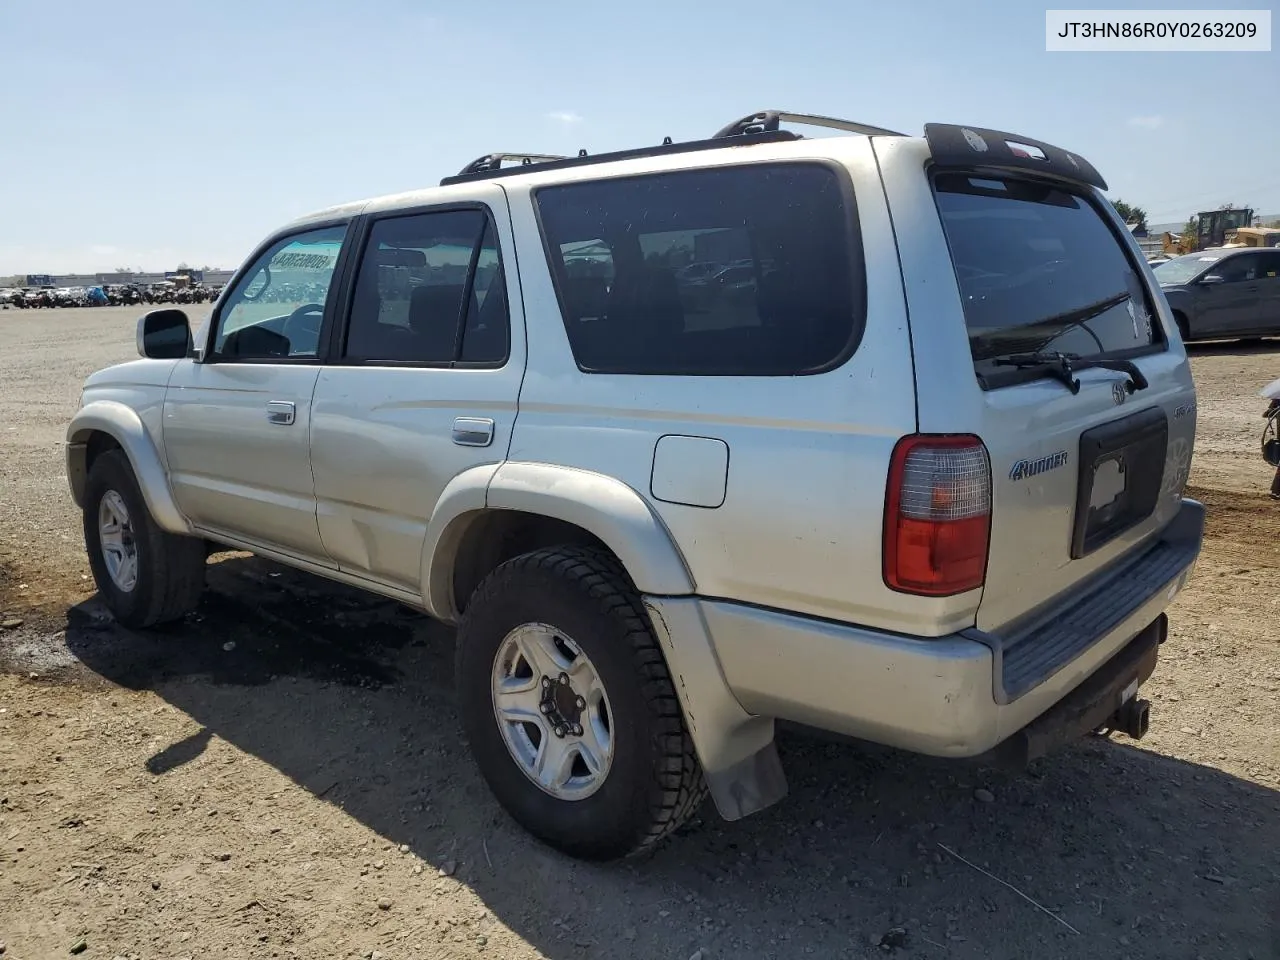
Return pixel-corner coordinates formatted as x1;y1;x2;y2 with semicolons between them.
713;110;907;140
454;152;571;177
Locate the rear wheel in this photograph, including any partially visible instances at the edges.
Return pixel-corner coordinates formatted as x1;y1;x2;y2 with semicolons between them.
455;546;706;860
83;449;207;628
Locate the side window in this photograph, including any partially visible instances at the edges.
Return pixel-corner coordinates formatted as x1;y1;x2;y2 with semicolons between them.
459;222;509;364
535;164;863;375
1257;251;1280;280
213;225;347;359
343;210;510;366
1215;254;1260;283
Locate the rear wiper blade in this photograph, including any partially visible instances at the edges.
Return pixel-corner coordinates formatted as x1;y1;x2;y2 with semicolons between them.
992;351;1082;393
1033;291;1132;339
991;351;1150;394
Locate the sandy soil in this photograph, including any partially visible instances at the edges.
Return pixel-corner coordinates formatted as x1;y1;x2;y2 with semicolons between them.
1;306;1278;960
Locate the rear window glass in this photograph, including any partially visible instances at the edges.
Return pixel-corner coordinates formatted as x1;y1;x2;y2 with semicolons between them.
535;164;863;375
933;174;1160;368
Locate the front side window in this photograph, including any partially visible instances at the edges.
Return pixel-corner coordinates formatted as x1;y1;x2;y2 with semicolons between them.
343;209;509;365
1213;253;1261;283
536;163;863;376
213;225;347;359
933;174;1161;371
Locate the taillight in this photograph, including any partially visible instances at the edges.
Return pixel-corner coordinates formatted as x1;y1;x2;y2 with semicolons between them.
884;435;991;596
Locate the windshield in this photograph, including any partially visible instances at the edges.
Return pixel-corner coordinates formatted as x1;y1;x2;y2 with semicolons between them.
1153;253;1217;286
933;173;1161;366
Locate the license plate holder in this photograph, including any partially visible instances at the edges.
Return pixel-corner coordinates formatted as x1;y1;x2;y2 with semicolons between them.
1071;407;1168;559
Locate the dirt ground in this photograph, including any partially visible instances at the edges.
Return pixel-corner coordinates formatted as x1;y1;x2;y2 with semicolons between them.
1;306;1278;960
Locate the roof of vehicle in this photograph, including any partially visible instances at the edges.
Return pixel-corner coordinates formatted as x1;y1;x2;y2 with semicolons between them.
282;111;1108;230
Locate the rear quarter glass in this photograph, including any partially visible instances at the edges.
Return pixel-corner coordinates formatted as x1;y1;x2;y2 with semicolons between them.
931;173;1164;373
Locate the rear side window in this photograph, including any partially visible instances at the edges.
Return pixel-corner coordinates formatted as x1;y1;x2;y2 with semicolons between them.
343;209;509;366
933;174;1161;371
535;164;864;375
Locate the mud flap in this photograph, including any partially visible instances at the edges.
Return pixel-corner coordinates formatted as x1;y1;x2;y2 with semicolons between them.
643;596;789;820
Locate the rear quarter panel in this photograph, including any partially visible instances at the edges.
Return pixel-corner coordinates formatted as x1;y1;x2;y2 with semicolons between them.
504;138;942;631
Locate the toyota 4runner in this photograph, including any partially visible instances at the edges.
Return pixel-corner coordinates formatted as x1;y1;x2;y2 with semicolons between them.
67;110;1204;860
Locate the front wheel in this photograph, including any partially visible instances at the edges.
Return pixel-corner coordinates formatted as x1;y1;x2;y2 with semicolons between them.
455;546;706;860
83;449;207;628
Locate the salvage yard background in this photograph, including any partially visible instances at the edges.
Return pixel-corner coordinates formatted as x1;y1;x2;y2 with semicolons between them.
1;306;1277;959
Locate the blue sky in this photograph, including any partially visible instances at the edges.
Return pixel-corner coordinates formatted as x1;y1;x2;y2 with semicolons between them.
1;0;1276;274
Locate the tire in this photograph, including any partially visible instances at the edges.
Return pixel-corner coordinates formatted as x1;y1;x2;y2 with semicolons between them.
455;546;706;860
1174;313;1191;343
83;449;207;628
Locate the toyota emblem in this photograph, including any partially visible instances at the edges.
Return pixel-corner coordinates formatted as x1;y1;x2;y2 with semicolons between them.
1111;381;1128;405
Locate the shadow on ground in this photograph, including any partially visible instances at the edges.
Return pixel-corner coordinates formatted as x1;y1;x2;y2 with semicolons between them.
51;555;1280;960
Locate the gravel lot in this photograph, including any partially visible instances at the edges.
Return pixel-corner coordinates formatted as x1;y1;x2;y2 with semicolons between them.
1;306;1278;960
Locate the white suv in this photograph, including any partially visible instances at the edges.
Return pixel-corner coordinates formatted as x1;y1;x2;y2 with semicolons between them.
67;111;1203;860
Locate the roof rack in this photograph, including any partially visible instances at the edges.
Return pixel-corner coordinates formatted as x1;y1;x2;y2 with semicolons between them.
713;110;907;139
438;110;905;187
439;130;798;186
453;153;572;178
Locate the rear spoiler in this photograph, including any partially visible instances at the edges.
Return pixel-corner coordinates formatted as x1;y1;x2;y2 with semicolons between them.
924;123;1107;191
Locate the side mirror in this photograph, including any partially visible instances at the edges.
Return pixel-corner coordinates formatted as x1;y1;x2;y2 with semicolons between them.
1198;274;1225;286
136;309;192;359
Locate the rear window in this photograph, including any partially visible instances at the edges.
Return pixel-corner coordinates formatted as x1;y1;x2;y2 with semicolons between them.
535;163;864;375
933;174;1161;369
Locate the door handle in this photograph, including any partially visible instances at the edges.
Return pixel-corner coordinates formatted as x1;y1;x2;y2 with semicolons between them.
452;417;494;447
266;400;296;425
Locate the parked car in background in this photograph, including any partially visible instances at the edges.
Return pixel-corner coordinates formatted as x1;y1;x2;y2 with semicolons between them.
1155;248;1280;342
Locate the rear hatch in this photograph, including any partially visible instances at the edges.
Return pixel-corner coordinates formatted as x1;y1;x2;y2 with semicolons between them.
876;127;1196;635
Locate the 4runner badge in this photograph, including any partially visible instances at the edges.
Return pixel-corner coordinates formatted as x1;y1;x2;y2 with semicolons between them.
1009;450;1068;481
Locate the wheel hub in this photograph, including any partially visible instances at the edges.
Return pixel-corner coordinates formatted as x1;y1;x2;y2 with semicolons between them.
540;672;587;738
98;489;139;593
490;622;614;801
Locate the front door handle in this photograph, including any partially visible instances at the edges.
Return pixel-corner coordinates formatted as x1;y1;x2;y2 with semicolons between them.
452;417;494;447
266;400;296;425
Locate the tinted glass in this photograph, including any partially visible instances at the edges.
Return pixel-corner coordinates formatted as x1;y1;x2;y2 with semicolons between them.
933;174;1160;365
344;210;488;363
214;225;347;358
1214;253;1261;283
459;222;509;363
1259;251;1280;278
536;164;862;375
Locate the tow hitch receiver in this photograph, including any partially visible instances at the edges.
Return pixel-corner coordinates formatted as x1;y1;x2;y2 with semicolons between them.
1108;695;1151;740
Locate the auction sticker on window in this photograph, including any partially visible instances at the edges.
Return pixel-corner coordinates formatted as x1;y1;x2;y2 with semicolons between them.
1046;9;1271;51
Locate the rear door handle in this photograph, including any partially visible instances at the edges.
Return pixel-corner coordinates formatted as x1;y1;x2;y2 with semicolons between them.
452;417;494;447
266;400;296;425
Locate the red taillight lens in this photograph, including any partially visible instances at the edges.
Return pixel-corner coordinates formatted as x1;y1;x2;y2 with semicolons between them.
884;435;991;596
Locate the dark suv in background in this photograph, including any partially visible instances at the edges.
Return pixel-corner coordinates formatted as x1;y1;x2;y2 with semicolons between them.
1155;248;1280;342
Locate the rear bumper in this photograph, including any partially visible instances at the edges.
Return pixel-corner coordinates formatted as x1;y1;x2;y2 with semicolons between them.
701;497;1202;757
